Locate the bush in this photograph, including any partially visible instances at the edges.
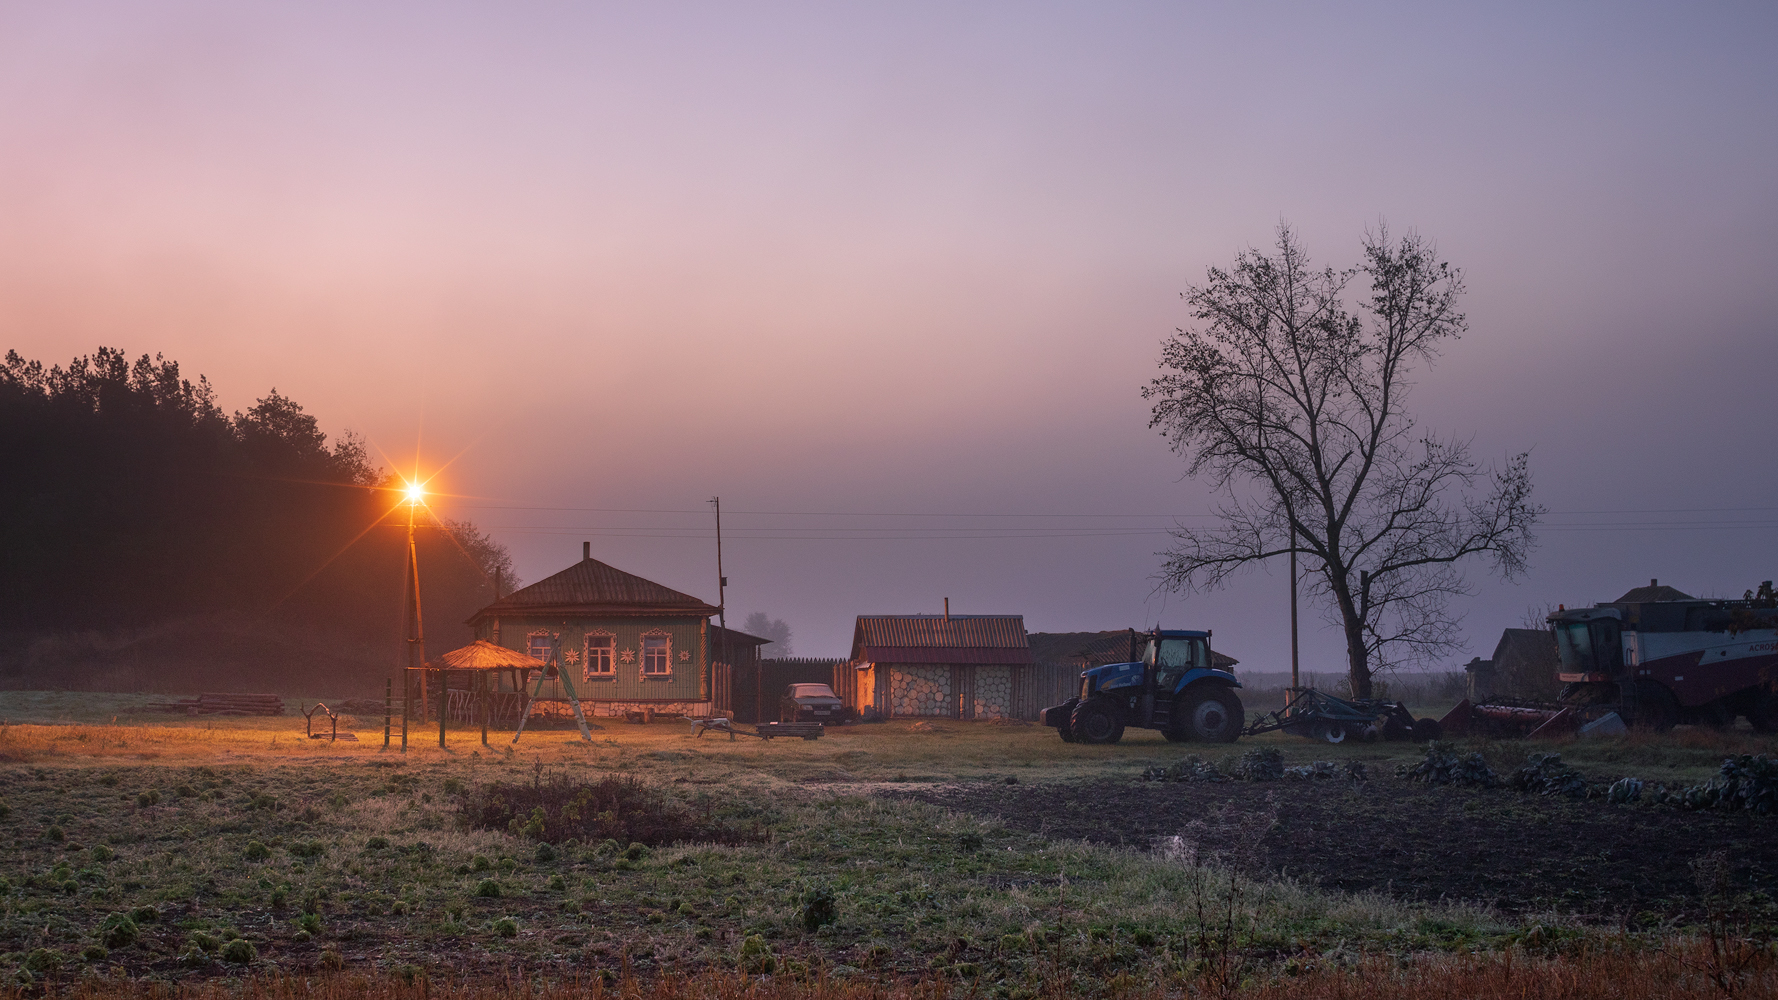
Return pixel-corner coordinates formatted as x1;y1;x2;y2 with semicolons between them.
954;831;983;852
298;912;323;936
365;836;389;850
99;913;139;948
188;931;222;952
535;842;557;862
800;884;837;931
1399;742;1501;788
244;841;271;862
129;905;160;924
547;875;566;891
23;948;63;974
475;879;501;898
738;934;776;974
89;845;114;863
320;949;344;971
81;945;108;963
46;825;65;842
493;916;518;938
136;790;161;808
290;841;326;859
220;938;257;964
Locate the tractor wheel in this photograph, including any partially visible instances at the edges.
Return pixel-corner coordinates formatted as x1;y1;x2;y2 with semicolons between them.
1161;724;1190;743
1182;688;1244;743
1056;712;1079;743
1411;717;1443;742
1069;698;1125;745
1748;690;1778;733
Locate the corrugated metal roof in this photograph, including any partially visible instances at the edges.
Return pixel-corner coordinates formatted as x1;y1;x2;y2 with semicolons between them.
850;615;1031;665
854;614;1028;649
468;557;719;622
859;646;1034;666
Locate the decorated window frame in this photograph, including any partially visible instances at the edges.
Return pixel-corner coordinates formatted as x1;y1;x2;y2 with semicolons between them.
583;630;616;679
640;629;672;678
526;630;554;668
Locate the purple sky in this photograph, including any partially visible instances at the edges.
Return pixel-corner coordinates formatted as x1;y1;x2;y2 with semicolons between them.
4;3;1776;668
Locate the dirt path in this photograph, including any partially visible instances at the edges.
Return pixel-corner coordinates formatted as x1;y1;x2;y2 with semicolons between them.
888;774;1778;920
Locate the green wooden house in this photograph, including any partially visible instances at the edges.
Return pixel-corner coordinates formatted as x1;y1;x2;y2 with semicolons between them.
466;545;724;718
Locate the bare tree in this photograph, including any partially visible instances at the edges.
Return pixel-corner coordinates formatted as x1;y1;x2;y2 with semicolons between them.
1143;223;1541;698
741;611;793;656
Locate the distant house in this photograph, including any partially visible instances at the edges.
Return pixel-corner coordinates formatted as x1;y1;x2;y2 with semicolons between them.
1467;629;1561;702
838;614;1032;720
465;545;723;718
1614;579;1695;604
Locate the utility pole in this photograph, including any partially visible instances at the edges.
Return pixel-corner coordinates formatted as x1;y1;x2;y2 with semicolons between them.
709;497;733;717
1289;527;1300;698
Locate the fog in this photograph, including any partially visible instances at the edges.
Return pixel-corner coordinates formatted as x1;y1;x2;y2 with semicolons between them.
3;2;1774;669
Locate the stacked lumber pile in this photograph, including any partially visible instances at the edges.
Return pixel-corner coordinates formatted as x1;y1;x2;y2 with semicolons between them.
150;693;285;716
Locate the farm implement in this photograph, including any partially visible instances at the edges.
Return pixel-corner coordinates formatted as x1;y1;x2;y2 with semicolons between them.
1243;687;1443;744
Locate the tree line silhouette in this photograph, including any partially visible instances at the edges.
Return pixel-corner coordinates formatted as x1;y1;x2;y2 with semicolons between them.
0;347;515;694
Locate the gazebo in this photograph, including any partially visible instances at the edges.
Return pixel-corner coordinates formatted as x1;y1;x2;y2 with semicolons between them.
419;640;547;744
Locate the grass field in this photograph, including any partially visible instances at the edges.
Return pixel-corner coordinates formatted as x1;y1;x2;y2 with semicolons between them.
2;691;1776;997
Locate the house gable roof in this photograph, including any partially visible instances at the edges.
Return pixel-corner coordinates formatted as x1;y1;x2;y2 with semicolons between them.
467;556;719;623
1615;580;1696;603
852;615;1033;666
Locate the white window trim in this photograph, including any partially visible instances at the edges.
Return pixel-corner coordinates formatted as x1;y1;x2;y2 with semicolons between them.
640;629;673;679
584;630;616;679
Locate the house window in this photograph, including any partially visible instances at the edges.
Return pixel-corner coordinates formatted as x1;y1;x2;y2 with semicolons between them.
585;633;614;677
527;632;553;666
642;633;671;676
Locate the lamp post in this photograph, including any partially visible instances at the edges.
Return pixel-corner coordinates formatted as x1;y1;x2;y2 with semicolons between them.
402;483;428;751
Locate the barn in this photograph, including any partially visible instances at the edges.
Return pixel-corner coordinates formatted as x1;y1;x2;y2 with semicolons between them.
836;614;1033;720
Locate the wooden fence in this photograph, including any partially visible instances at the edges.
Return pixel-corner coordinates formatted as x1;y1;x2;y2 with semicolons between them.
728;657;847;723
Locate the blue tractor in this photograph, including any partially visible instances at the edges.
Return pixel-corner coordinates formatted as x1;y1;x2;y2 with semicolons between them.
1040;628;1244;744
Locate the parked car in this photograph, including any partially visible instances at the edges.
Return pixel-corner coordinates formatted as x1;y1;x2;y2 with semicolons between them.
780;683;844;723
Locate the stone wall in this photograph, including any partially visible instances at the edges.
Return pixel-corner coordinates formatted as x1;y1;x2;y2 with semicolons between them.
888;665;951;717
972;665;1012;720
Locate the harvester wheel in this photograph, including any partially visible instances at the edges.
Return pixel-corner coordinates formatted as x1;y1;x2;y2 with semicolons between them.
1749;691;1778;734
1411;717;1443;742
1182;688;1244;743
1070;698;1125;745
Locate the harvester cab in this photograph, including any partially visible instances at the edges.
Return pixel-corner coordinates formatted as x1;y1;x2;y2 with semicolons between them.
1040;628;1244;744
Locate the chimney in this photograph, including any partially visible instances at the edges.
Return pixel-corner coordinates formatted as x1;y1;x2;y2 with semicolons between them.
584;541;591;561
943;597;950;623
1651;578;1658;588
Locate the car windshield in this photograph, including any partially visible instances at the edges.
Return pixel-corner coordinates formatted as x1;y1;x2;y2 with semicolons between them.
789;684;836;698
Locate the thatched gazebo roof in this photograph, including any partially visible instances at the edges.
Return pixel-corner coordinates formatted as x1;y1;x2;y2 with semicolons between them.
428;640;546;671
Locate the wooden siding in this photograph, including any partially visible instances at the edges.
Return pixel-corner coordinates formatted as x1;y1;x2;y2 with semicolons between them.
473;614;709;703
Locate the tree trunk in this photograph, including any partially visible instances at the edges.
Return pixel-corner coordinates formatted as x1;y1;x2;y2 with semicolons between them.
1329;576;1374;699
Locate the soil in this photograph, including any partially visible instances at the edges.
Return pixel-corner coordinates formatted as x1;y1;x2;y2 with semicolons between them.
888;774;1778;920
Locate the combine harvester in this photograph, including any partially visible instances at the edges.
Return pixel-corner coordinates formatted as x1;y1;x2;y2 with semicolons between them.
1442;580;1778;736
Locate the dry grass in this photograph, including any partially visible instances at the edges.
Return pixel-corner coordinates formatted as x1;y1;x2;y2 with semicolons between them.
16;941;1778;998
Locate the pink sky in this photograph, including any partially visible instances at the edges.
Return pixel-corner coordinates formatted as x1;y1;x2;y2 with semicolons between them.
4;2;1776;665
